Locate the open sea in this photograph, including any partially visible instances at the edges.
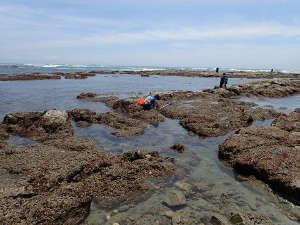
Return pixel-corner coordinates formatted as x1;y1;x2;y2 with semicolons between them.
0;63;291;75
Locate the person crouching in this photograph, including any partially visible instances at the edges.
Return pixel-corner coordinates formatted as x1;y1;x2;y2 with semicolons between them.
143;94;159;110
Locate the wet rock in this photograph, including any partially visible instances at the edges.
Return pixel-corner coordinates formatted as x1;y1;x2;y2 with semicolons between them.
272;110;300;132
194;183;212;192
68;108;96;124
94;112;147;137
42;109;68;126
0;73;61;81
171;212;190;225
64;72;96;79
175;181;192;191
219;110;300;205
171;144;187;153
77;92;97;99
164;190;186;207
76;121;92;127
2;110;73;141
229;213;247;225
210;214;229;225
123;150;145;161
162;210;177;218
161;99;280;138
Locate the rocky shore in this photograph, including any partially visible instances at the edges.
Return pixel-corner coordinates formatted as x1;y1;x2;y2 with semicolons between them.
219;109;300;205
78;80;299;137
100;69;300;79
0;109;175;225
0;73;61;81
0;70;299;81
1;79;300;224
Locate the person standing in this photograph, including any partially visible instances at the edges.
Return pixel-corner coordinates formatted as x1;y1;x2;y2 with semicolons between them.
219;73;229;88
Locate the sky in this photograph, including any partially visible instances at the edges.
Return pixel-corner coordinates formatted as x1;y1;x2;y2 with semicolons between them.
1;0;300;71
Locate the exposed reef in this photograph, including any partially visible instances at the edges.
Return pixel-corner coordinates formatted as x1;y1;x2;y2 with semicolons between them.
0;73;61;81
77;80;299;138
0;139;175;224
1;70;299;81
2;109;73;141
219;109;300;205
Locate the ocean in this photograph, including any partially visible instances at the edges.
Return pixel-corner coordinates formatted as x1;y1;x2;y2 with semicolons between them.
0;63;284;75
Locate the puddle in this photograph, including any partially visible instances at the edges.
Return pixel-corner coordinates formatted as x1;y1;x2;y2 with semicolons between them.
8;136;38;146
239;95;300;114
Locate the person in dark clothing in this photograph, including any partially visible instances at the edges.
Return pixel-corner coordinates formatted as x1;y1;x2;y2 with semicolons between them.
216;67;219;73
219;73;228;88
143;94;159;110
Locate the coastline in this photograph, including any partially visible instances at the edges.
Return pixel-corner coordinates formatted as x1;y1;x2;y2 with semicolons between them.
0;69;300;81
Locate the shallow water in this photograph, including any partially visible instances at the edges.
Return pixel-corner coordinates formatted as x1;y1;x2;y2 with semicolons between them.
239;95;300;114
0;75;250;120
81;118;300;225
1;75;299;224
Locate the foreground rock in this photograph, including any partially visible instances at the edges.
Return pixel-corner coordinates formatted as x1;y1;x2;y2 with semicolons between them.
2;109;73;141
0;73;61;81
0;138;175;224
68;109;147;137
219;110;300;205
0;125;9;148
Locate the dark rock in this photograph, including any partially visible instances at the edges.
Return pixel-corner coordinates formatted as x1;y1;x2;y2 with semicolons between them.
0;74;61;81
68;108;96;123
77;92;97;99
2;110;73;141
171;144;187;153
210;213;229;225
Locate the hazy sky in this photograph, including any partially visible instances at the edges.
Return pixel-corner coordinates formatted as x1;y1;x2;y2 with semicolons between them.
1;0;300;71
